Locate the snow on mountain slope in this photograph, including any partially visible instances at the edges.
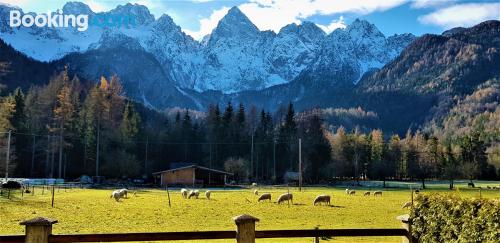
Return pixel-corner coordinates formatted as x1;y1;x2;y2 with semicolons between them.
268;21;326;81
305;19;415;85
0;2;416;108
198;7;282;92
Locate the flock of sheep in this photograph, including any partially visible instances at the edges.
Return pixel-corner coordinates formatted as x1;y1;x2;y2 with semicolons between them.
180;188;212;200
345;189;383;196
256;191;296;204
108;186;415;210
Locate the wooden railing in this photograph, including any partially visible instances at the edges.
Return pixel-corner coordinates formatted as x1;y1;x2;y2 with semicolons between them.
0;214;414;243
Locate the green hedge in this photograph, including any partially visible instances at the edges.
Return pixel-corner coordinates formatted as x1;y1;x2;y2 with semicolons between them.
411;194;499;243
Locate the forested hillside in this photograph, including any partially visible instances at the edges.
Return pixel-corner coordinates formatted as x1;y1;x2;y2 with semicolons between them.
0;20;499;184
0;39;58;92
0;69;497;184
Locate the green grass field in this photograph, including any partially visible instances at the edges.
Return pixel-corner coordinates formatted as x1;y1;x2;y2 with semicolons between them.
1;182;499;243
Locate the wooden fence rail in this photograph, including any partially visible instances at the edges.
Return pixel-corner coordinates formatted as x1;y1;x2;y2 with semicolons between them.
0;214;413;243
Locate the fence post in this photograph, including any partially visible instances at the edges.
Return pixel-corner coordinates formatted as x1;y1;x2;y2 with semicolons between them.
233;214;259;243
397;214;413;243
314;226;320;243
20;217;58;243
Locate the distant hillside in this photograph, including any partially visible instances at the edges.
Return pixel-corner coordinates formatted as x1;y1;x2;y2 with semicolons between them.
360;20;500;94
0;39;57;93
347;20;500;134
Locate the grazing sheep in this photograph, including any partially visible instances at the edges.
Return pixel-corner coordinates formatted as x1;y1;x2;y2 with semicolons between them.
487;186;491;189
254;189;259;195
345;189;350;194
313;195;331;206
188;190;196;199
181;188;188;199
363;191;370;196
402;201;412;209
118;189;128;198
277;193;293;204
205;190;211;200
110;190;122;202
258;193;271;202
348;190;356;196
373;191;382;196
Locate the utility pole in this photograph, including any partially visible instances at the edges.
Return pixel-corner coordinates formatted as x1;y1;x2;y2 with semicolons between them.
273;140;276;183
45;135;50;177
250;132;254;179
30;134;35;177
209;143;212;168
4;130;11;180
50;135;55;178
299;138;302;192
58;132;63;178
95;118;100;177
144;137;149;177
63;153;67;179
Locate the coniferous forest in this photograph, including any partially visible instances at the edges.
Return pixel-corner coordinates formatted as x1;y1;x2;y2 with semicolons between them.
0;68;498;185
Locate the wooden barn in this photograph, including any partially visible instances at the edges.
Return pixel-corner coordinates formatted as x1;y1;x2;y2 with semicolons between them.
153;165;233;187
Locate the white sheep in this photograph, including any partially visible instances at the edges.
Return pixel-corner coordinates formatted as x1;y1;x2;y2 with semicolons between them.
277;193;293;204
188;190;200;199
402;201;412;209
348;190;356;196
110;190;122;202
345;189;350;194
254;189;259;195
313;195;331;206
251;182;257;187
118;189;128;198
373;191;382;196
181;188;188;199
363;191;370;196
258;193;271;202
205;190;211;200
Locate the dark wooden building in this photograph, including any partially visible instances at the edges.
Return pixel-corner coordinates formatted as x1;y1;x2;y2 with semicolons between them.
153;165;233;186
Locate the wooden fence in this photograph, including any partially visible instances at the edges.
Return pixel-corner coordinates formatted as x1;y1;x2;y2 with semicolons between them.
0;214;414;243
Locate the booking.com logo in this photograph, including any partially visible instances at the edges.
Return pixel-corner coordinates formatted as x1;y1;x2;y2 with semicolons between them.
9;10;137;31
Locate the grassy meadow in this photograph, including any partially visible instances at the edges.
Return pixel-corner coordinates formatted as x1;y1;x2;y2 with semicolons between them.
1;182;499;243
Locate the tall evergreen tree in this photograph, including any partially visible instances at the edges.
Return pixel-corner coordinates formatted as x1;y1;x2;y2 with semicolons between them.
120;101;141;148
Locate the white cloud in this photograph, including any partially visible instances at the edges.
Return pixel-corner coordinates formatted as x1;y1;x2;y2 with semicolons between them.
411;0;455;9
238;0;407;32
184;6;230;40
317;16;346;33
418;3;500;29
183;0;406;40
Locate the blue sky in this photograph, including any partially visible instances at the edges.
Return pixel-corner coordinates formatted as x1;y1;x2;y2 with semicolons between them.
1;0;499;39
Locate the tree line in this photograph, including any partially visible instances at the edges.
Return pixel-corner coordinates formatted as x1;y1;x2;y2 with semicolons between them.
0;71;497;185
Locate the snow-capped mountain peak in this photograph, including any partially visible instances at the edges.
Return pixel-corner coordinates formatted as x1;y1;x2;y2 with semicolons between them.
208;6;260;45
62;2;94;16
107;3;154;26
0;2;417;107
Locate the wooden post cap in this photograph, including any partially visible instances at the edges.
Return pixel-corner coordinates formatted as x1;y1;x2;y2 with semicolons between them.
233;214;260;224
396;214;410;223
20;217;58;226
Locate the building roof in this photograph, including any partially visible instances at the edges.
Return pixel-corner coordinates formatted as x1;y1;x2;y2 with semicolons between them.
153;165;234;176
